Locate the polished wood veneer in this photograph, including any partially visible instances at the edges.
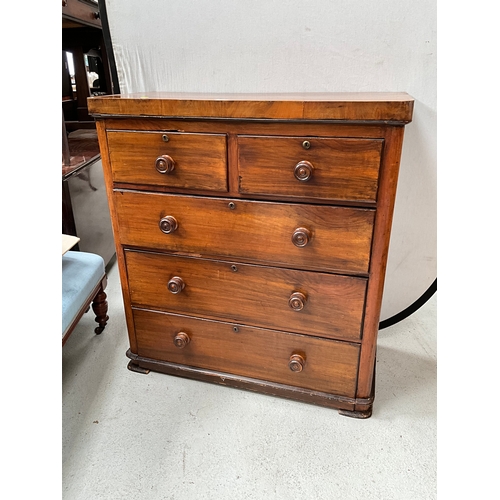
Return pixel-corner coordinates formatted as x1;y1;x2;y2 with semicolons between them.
114;191;375;274
90;92;413;417
125;250;367;341
88;91;414;122
133;309;360;397
237;135;383;203
107;130;228;191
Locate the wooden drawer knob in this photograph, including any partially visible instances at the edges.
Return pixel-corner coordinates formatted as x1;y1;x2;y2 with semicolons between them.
167;276;185;294
289;353;305;372
289;291;307;311
159;216;178;234
291;227;311;247
294;160;314;182
173;331;190;348
155;154;175;174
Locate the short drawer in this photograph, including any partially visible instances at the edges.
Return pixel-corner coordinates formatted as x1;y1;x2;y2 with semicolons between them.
237;135;383;203
125;250;367;341
133;309;360;397
114;191;374;274
106;130;228;192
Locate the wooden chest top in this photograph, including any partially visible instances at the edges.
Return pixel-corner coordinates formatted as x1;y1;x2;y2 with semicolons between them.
88;92;414;122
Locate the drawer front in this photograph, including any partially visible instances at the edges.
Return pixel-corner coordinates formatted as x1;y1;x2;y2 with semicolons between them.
133;309;360;397
238;135;383;202
125;250;367;341
107;131;228;192
114;191;374;274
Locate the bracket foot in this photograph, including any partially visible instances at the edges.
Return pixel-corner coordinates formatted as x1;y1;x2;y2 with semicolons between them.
127;360;150;374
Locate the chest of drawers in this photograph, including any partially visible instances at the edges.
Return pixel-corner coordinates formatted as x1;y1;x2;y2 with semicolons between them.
89;92;413;418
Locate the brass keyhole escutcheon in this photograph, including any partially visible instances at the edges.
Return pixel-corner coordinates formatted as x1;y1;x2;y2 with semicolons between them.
302;140;311;150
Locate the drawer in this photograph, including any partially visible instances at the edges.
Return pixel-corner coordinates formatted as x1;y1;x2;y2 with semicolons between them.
133;309;360;397
125;250;367;341
106;131;228;192
237;135;383;203
114;191;374;274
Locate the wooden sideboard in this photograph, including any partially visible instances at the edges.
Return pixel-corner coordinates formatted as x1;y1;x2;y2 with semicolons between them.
89;92;413;417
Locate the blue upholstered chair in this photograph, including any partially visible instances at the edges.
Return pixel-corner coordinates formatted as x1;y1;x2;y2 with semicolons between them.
62;250;109;346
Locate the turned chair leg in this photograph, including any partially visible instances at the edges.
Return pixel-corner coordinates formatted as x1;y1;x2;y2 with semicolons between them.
92;280;109;334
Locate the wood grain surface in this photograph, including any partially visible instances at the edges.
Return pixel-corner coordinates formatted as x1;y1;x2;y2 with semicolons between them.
91;93;413;416
132;308;360;397
107;130;228;191
114;191;375;274
99;117;388;140
238;135;383;202
88;92;414;123
95;121;139;352
356;126;406;407
125;250;367;341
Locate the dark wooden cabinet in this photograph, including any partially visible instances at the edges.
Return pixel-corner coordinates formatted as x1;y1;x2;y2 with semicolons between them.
62;0;116;265
89;92;414;417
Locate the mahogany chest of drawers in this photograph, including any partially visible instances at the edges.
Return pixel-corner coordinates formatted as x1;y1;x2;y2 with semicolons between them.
89;92;413;418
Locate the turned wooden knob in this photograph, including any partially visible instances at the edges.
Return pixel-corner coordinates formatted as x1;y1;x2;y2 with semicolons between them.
167;276;185;294
159;216;178;234
155;154;175;174
173;331;190;348
289;291;307;311
289;354;305;372
294;160;314;182
291;227;311;247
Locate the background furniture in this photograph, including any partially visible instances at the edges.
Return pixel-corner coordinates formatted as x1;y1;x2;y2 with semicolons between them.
62;234;80;255
89;92;413;417
62;250;109;346
62;0;116;266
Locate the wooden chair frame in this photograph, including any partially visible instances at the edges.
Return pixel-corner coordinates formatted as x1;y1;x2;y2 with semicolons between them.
62;274;108;346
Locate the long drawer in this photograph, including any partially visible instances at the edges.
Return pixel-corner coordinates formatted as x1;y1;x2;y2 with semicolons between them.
114;191;374;274
133;309;360;397
125;250;367;341
106;131;228;192
237;135;383;203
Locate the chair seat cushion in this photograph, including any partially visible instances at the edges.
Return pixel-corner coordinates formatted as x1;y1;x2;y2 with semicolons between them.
62;251;105;336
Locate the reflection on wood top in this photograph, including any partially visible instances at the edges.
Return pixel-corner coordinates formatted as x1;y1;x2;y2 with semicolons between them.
88;92;414;123
62;129;101;178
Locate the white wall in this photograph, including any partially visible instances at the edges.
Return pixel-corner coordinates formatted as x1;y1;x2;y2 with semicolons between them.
106;0;437;320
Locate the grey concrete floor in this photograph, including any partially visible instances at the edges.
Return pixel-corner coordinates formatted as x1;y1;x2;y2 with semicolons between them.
62;259;436;500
